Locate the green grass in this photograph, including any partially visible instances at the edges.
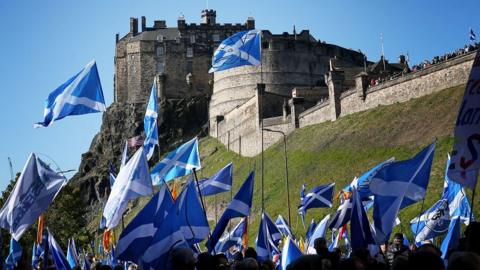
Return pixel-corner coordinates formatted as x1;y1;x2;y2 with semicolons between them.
106;84;479;247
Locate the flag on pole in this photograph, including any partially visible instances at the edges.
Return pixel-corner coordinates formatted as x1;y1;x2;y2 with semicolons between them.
209;29;262;73
109;163;116;187
350;189;375;251
350;158;395;200
67;238;79;268
329;195;353;230
144;81;159;160
444;155;473;223
275;215;294;239
34;60;106;128
198;162;233;196
115;184;174;264
206;171;255;252
256;212;281;262
440;217;462;259
410;199;451;243
280;237;303;270
48;230;72;270
103;147;153;230
214;218;247;254
0;154;67;240
306;214;330;254
150;137;201;185
370;143;436;244
305;219;316;242
470;28;476;41
298;183;335;221
5;238;22;269
447;51;480;189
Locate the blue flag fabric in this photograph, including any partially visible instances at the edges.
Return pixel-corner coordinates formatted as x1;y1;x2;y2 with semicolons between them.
115;184;174;264
410;199;451;243
67;238;79;268
48;230;72;270
370;143;436;244
280;237;303;270
142;179;210;269
470;28;477;41
198;163;233;196
103;147;153;230
109;162;116;187
34;60;106;128
150;137;201;185
306;214;330;254
440;217;462;259
443;155;473;223
5;238;22;269
0;154;67;240
305;219;317;242
144;81;159;160
350;189;375;251
214;218;247;254
275;215;294;239
298;183;334;217
209;30;261;73
351;158;395;199
329;196;353;229
32;242;39;269
206;171;255;252
256;212;281;262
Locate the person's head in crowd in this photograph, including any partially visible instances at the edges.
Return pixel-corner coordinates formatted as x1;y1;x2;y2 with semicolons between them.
232;251;244;262
448;251;480;270
196;252;214;270
287;255;323;270
127;264;137;270
408;251;444;270
393;233;404;247
234;258;259;270
416;243;442;257
99;265;113;270
259;260;275;270
352;248;370;263
113;265;124;270
314;237;328;255
90;262;102;270
339;257;364;270
465;221;480;255
213;253;231;270
168;247;196;270
72;266;82;270
380;241;389;254
244;247;258;260
391;255;408;270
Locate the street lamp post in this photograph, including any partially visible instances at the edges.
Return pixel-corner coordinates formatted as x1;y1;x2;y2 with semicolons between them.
262;128;291;226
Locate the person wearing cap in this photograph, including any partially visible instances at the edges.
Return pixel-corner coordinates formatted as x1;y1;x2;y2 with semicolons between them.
386;233;410;268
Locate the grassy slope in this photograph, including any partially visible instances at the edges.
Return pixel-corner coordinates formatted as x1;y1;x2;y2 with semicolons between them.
115;84;479;246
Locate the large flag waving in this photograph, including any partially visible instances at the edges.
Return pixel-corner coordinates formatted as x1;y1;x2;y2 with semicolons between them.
5;238;22;269
256;212;281;262
144;81;159;160
198;162;233;196
447;50;480;189
370;143;436;244
206;171;255;252
350;189;375;250
34;60;106;128
275;215;294;239
209;29;261;73
150;137;201;185
0;154;67;240
443;155;473;223
280;237;303;270
410;199;450;243
298;183;334;218
306;214;330;254
214;218;247;254
103;147;153;230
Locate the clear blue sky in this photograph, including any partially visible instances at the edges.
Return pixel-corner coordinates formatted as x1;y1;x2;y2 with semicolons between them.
0;0;478;192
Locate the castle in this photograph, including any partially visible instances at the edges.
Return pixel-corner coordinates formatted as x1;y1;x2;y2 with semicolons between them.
114;10;476;156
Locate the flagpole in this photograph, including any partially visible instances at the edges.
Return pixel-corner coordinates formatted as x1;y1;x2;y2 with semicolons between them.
413;198;426;243
470;180;477;222
192;168;214;241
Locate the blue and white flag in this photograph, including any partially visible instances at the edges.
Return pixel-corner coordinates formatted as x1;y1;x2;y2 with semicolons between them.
447;51;480;189
103;147;153;230
440;217;461;259
214;218;247;254
142;179;209;269
48;230;72;270
198;163;233;196
150;137;201;185
144;81;159;161
0;154;67;240
443;155;473;223
306;214;330;254
410;199;451;243
115;184;173;264
280;237;303;270
371;143;436;244
120;141;128;170
209;29;261;73
256;212;281;262
34;60;106;128
109;162;116;187
470;28;476;41
329;196;353;229
305;219;316;242
67;238;79;268
32;242;39;269
298;183;334;217
350;158;395;199
275;215;294;240
5;238;22;269
350;189;375;251
206;171;254;252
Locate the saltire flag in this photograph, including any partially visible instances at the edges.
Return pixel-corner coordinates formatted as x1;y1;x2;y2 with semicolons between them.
256;212;281;262
127;135;145;148
209;29;261;73
0;154;67;240
5;238;22;269
48;230;72;270
305;219;316;242
447;50;480;189
37;214;45;244
206;171;255;252
444;155;473;223
329;195;353;229
103;147;153;230
115;184;174;264
32;242;41;270
410;199;450;243
370;143;436;244
470;28;476;41
198;162;233;196
120;141;128;169
150;137;201;185
144;81;159;160
34;60;106;128
298;183;335;221
275;215;294;239
350;158;395;199
306;214;330;254
280;237;303;270
214;218;247;254
67;238;79;268
109;162;116;187
440;217;462;259
350;189;375;251
329;225;349;251
141;179;210;269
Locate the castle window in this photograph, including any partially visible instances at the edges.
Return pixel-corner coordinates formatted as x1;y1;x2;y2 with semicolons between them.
262;42;269;49
156;46;164;57
186;47;194;58
190;35;196;43
212;34;220;42
186;61;193;73
157;62;165;73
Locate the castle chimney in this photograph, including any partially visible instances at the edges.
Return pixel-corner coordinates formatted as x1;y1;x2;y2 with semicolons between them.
246;16;255;29
115;33;119;44
201;9;216;25
399;55;406;64
153;20;167;29
141;16;146;31
178;15;186;29
130;17;138;34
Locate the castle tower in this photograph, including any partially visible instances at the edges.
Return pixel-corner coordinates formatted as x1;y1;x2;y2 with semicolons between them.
201;9;216;25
